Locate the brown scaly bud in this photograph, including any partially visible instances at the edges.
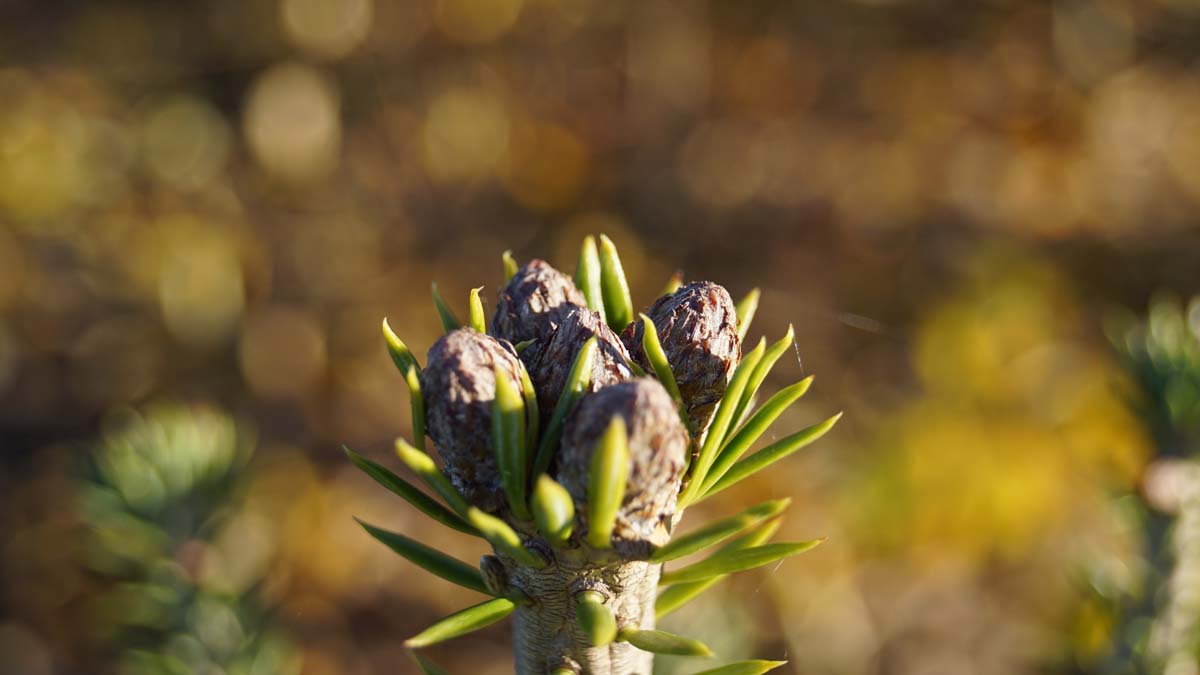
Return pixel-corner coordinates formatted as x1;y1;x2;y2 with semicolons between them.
422;328;527;513
491;259;587;366
529;306;632;424
621;281;740;436
557;379;688;552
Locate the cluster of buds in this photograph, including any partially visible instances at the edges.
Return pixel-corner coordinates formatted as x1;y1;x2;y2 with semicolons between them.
347;235;840;675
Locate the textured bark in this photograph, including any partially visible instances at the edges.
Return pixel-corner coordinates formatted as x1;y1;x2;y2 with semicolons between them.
421;329;528;513
493;259;588;367
621;281;741;436
558;379;688;557
503;551;660;675
529;307;633;427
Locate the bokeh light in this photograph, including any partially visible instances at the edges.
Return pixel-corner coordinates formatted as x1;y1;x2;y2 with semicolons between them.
239;306;328;398
282;0;374;59
243;63;341;183
434;0;524;45
158;216;246;350
421;85;510;182
141;96;233;192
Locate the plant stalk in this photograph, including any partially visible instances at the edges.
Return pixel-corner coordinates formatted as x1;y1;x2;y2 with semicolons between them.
504;554;660;674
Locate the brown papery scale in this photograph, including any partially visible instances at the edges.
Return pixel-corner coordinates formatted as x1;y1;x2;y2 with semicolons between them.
421;328;528;513
529;306;633;424
491;259;587;367
621;281;741;436
557;378;688;555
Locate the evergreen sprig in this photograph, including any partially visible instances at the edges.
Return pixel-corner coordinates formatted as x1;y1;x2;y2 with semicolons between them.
349;235;839;670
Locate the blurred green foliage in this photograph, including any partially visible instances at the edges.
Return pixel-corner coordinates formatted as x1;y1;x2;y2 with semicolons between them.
1112;295;1200;454
1094;296;1200;674
81;404;297;675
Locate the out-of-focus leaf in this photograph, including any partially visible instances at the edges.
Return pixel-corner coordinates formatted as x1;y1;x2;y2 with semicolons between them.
356;519;489;594
690;660;788;675
404;597;516;648
660;540;824;585
598;234;633;332
656;519;782;618
467;508;545;568
531;475;574;547
617;628;713;657
663;270;684;295
576;235;605;321
343;446;477;535
431;282;461;332
533;337;596;477
702;413;842;500
587;416;628;549
650;498;789;563
702;377;813;493
515;339;536;354
680;339;766;507
575;590;617;647
381;319;426;451
382;318;421;375
411;651;451;675
735;288;760;343
468;286;487;333
492;366;530;520
394;438;471;517
502;250;518;282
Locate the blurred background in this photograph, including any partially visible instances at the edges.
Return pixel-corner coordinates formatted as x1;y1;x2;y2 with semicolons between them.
2;0;1200;673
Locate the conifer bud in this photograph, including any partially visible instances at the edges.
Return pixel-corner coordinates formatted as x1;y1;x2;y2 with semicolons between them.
622;281;741;435
529;307;632;424
558;379;688;551
422;329;528;512
492;259;587;366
